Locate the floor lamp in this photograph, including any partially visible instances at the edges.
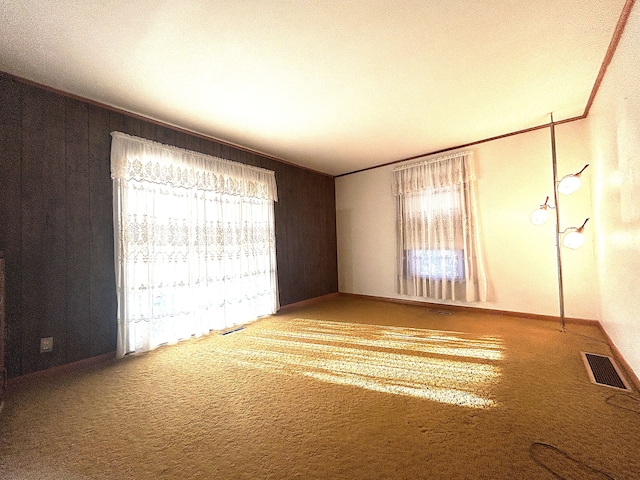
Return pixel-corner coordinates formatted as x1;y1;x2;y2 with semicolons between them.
530;114;589;332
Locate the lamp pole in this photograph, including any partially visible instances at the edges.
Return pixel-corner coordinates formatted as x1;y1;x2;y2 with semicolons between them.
549;113;566;332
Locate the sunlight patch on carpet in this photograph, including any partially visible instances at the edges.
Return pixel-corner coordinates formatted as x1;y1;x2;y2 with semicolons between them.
217;319;502;409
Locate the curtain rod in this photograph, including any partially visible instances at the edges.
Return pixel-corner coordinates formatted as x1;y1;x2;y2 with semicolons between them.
393;150;474;172
110;131;276;177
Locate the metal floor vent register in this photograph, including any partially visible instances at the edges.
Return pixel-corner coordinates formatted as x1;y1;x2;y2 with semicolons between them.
581;352;631;391
425;308;453;316
221;326;246;336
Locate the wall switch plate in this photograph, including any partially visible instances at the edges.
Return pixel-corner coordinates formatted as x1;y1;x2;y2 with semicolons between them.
40;337;53;353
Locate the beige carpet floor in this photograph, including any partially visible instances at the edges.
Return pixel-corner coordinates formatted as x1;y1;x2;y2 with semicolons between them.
1;295;639;479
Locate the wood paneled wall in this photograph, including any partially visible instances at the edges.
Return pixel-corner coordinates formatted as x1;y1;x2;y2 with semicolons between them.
0;75;338;378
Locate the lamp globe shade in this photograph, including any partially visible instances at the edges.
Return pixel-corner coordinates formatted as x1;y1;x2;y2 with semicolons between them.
563;231;585;249
531;208;549;225
558;175;581;195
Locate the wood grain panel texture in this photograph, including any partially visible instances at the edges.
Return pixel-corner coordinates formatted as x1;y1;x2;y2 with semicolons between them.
21;87;67;373
0;74;338;378
0;78;23;377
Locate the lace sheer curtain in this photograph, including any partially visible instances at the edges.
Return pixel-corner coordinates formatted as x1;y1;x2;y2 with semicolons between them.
111;132;279;357
393;151;487;302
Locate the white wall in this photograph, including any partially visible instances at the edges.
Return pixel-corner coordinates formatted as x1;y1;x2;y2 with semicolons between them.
335;1;640;379
336;120;599;320
586;4;640;375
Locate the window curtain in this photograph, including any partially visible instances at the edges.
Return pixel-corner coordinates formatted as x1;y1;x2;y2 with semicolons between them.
393;151;487;302
111;132;279;357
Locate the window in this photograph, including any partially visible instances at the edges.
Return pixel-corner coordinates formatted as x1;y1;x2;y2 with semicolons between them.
402;185;464;281
111;132;279;357
393;151;486;302
405;249;465;280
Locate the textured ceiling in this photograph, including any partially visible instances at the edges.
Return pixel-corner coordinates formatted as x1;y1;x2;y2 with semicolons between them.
0;1;628;175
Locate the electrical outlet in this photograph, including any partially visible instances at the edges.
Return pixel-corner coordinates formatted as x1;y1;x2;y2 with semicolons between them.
40;337;53;353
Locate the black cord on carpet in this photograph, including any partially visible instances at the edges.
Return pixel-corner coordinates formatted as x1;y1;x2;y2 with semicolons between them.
563;327;609;345
606;393;640;414
529;442;615;480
